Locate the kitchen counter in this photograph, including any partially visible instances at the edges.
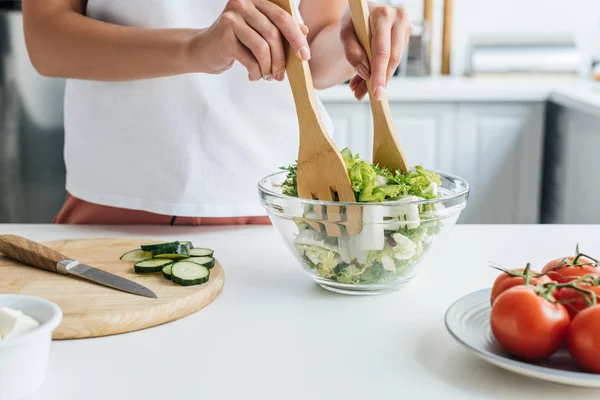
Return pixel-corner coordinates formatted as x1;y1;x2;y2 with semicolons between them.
3;224;600;399
318;76;600;110
550;82;600;118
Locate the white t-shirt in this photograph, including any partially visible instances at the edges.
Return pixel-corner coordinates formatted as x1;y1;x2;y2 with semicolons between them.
64;0;335;217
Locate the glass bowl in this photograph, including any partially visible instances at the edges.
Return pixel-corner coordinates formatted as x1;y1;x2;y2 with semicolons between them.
258;170;469;295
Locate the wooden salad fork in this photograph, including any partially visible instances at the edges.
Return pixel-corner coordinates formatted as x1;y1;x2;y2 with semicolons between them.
270;0;361;237
349;0;410;174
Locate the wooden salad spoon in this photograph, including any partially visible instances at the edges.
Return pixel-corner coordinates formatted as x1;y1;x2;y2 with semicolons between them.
349;0;410;174
270;0;362;236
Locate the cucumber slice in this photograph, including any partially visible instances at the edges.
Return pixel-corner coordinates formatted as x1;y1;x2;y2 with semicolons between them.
152;243;190;259
189;248;214;257
188;256;215;269
120;249;153;262
154;254;190;260
134;259;173;274
162;264;173;280
171;262;210;286
141;241;179;252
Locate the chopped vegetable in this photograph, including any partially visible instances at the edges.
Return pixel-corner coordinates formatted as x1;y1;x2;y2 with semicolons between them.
162;264;173;280
121;242;216;287
281;148;444;285
187;256;215;269
189;248;214;257
134;259;174;274
171;262;210;286
120;249;153;262
140;241;179;252
152;242;191;260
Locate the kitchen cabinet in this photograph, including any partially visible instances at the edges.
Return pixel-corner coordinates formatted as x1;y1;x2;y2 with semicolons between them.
322;99;545;224
388;103;456;172
544;105;600;223
325;102;370;158
454;103;545;224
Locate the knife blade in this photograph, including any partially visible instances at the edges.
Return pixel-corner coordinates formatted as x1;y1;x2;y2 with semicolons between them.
0;234;157;299
58;260;157;298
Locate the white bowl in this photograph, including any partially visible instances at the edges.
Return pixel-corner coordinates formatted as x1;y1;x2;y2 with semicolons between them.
0;295;63;400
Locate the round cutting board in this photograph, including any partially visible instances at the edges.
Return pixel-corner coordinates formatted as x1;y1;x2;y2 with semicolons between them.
0;238;224;340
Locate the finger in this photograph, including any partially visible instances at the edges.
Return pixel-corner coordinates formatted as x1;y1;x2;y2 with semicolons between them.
256;0;310;60
234;41;263;81
370;12;393;100
233;20;273;79
300;23;309;35
340;23;370;80
386;23;408;82
353;79;368;101
349;74;363;91
244;4;285;79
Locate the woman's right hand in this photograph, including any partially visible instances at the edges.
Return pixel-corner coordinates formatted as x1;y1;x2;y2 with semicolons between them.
190;0;310;82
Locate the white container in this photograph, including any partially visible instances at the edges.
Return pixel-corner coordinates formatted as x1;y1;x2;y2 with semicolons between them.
0;295;63;400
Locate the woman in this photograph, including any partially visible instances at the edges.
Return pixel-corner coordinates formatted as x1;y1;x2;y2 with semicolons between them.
22;0;411;225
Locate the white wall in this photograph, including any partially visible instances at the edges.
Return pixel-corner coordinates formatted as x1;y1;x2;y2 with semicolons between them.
396;0;600;77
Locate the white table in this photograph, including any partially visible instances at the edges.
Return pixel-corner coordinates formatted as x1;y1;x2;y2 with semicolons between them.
4;224;600;399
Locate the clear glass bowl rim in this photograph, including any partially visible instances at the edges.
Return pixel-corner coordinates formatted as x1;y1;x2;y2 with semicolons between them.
258;169;470;208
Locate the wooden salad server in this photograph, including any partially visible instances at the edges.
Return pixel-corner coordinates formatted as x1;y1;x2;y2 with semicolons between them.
270;0;361;236
349;0;410;174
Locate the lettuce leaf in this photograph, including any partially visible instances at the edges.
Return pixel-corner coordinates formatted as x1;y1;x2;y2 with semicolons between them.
279;148;442;203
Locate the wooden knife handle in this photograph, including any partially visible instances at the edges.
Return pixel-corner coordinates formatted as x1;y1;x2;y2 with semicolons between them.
0;234;68;273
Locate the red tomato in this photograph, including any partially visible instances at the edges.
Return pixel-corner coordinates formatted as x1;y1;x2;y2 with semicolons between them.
490;268;552;305
556;283;600;318
567;305;600;373
490;285;570;360
542;256;599;283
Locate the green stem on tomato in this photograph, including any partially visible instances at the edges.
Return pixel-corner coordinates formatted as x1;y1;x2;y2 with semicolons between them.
536;281;558;303
574;252;599;265
524;263;532;286
488;262;546;279
549;276;600;307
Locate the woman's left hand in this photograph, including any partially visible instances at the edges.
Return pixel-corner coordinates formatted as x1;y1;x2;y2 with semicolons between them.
339;2;412;101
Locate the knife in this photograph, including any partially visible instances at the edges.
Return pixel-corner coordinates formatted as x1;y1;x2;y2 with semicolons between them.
0;234;157;299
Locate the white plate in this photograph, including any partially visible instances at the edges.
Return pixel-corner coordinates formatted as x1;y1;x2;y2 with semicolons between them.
445;288;600;388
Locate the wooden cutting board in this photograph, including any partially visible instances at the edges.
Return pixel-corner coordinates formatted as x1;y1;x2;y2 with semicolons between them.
0;238;225;340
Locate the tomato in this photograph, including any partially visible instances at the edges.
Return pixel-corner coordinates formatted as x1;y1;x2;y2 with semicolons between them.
490;268;552;304
542;255;599;283
490;285;570;360
556;283;600;318
567;305;600;373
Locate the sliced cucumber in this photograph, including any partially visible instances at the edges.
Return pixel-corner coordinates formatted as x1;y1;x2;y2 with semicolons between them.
171;262;210;286
120;249;153;262
134;259;173;274
188;256;215;269
189;248;214;257
154;254;190;260
141;241;179;252
162;264;173;280
152;243;190;259
180;241;193;249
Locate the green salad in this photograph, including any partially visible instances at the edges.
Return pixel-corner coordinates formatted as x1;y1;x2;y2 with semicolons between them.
279;148;445;285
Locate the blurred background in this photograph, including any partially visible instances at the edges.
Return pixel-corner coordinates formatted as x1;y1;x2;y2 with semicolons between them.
0;0;599;224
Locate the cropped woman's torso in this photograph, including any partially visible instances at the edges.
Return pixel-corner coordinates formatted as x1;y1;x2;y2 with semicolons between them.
64;0;334;217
